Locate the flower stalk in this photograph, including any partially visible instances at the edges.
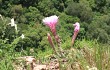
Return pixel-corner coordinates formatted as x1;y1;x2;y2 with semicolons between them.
47;33;57;54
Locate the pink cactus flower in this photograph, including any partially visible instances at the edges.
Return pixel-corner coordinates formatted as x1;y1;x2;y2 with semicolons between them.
71;22;80;47
42;15;58;36
73;22;80;32
43;15;63;55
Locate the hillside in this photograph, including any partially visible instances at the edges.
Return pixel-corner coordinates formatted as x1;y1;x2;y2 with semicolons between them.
0;0;110;70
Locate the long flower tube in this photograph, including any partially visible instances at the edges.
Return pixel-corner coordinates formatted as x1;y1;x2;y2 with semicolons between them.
71;22;80;47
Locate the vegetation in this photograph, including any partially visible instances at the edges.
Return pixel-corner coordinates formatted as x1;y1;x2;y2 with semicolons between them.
0;0;110;70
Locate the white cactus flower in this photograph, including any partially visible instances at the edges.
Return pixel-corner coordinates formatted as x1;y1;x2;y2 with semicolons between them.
0;14;3;20
21;34;25;39
9;18;15;26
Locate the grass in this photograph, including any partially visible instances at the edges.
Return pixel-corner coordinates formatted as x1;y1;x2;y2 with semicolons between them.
61;39;110;70
0;39;110;70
